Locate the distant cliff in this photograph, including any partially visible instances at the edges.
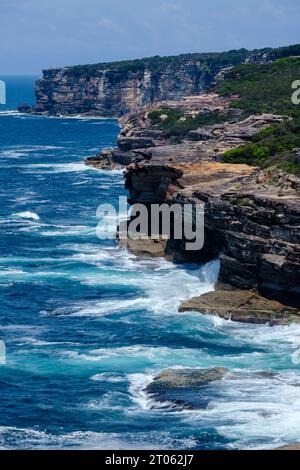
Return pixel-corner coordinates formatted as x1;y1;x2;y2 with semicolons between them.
30;44;300;117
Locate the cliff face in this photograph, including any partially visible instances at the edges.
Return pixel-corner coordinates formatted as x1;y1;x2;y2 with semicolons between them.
123;124;300;322
86;92;300;323
33;61;215;116
30;44;300;117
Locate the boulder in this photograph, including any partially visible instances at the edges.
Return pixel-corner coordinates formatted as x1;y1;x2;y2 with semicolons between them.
145;367;228;409
18;103;31;113
146;368;229;392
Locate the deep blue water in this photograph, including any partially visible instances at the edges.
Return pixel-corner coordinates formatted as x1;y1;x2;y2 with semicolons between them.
0;78;300;450
0;76;36;112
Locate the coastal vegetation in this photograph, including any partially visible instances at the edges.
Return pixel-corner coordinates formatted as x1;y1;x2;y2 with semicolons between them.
148;108;233;142
215;57;300;117
218;57;300;175
222;117;300;175
65;44;300;78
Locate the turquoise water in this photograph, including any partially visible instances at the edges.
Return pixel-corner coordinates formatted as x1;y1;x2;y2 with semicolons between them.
1;78;300;450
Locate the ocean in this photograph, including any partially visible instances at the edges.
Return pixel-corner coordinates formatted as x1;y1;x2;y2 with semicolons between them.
0;77;300;450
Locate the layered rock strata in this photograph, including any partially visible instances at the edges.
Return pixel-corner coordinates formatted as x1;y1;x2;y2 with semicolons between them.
88;94;300;322
29;60;232;116
26;44;300;117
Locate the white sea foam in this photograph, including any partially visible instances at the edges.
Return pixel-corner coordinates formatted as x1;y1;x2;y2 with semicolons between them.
13;195;42;205
128;373;156;410
0;111;22;117
59;345;217;368
0;145;64;160
90;372;126;383
0;150;27;159
22;163;96;173
13;211;40;221
41;298;150;318
85;391;130;412
52;255;217;316
0;268;26;276
16;337;78;347
48;114;116;121
74;246;218;311
0;324;47;334
70;251;112;264
6;144;63;151
0;426;196;450
40;224;95;237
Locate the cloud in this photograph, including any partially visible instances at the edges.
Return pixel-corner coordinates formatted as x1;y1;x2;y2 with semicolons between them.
1;0;300;74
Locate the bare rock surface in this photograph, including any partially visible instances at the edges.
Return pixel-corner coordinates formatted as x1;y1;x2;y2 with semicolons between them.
87;96;284;170
147;368;229;391
275;444;300;450
179;288;300;325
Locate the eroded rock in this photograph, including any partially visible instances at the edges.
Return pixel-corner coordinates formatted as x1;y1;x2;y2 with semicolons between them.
179;288;300;325
145;367;228;409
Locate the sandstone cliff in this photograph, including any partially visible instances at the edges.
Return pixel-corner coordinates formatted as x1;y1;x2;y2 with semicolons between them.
28;44;300;117
87;92;300;323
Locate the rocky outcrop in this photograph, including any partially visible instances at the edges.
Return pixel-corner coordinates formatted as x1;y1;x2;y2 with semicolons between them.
179;285;300;325
31;60;223;116
87;98;284;170
110;99;299;313
145;368;228;409
125;158;300;308
17;103;31;114
147;368;228;391
105;96;299;320
85;77;300;322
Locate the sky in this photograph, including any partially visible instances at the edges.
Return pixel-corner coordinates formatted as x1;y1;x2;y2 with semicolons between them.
0;0;300;75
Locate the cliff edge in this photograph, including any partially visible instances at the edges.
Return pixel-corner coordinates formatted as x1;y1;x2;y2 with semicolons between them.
26;44;300;117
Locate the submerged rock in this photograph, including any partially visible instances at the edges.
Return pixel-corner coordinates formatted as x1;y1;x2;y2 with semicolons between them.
145;368;281;410
145;367;228;409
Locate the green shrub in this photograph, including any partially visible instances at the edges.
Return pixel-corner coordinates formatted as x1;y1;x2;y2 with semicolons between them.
222;144;269;165
64;44;300;81
149;108;234;142
221;117;300;175
215;57;300;119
